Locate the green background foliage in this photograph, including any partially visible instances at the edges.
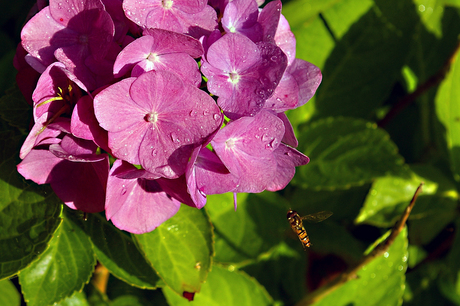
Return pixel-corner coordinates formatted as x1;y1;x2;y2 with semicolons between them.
1;0;460;305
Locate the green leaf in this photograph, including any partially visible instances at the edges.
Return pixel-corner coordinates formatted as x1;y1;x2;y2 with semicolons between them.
293;117;405;189
105;275;168;306
435;46;460;183
0;279;20;306
356;165;458;244
241;243;307;304
206;192;288;264
314;0;418;118
414;0;445;37
321;0;373;39
19;212;96;306
162;265;273;305
56;291;90;306
282;0;339;30
355;169;437;227
404;261;451;305
83;213;160;289
285;14;334;130
134;205;213;295
0;129;63;280
312;227;408;306
0;86;33;134
84;283;110;306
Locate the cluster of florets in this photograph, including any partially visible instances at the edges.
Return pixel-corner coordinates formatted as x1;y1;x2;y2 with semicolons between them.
15;0;321;234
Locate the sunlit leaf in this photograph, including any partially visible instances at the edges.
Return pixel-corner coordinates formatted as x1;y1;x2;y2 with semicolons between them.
435;46;460;182
0;279;20;306
311;227;408;306
134;205;213;296
162;265;273;305
19;213;96;306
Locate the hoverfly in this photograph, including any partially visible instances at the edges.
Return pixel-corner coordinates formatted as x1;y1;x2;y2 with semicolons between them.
287;210;333;249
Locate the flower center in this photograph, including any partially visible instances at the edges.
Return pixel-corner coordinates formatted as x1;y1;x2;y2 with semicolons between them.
228;72;240;85
225;138;236;149
145;112;159;123
162;0;173;9
78;34;89;45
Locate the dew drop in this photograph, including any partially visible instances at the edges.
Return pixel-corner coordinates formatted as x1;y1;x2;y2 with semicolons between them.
170;132;180;143
189;110;197;117
270;55;278;62
261;134;271;142
213;113;220;120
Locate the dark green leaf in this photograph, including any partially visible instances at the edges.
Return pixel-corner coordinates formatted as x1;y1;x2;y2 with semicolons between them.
241;243;306;304
0;86;33;134
314;0;418;118
404;262;452;305
0;279;20;306
134;205;213;295
84;213;160;289
19;212;96;306
0;129;62;280
162;265;273;305
293;117;406;189
206;192;288;263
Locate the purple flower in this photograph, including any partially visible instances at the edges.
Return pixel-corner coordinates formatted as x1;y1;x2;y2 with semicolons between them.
94;70;222;178
221;0;263;41
21;0;116;90
32;62;83;122
113;28;203;86
265;59;322;112
105;160;181;234
18;121;109;213
265;143;309;191
201;33;287;119
123;0;217;38
211;109;284;193
186;145;239;208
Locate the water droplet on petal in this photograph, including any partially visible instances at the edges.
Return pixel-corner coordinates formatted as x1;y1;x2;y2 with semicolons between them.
170;133;180;143
213;113;220;120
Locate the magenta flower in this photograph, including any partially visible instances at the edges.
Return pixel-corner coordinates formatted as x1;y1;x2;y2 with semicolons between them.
201;33;287;119
211;110;284;193
17;121;109;213
16;0;321;234
105;160;182;234
186;145;239;208
21;0;116;90
113;28;203;86
94;70;222;178
265;59;322;112
123;0;217;38
221;0;262;41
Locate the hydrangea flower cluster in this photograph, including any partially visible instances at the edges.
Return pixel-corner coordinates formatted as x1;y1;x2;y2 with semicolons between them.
15;0;322;234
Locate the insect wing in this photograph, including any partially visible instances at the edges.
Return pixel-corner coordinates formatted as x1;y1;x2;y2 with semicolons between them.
301;211;333;223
